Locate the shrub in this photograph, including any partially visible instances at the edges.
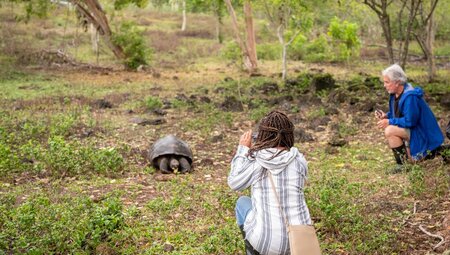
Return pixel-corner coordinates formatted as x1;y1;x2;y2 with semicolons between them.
328;17;361;62
112;22;152;70
0;140;21;175
85;197;125;248
304;35;331;62
256;43;281;60
288;34;307;60
0;194;126;254
91;147;124;174
220;40;242;67
144;96;163;111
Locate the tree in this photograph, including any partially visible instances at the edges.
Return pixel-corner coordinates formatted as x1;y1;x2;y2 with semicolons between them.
10;0;151;68
328;17;361;63
412;0;439;81
224;0;258;74
362;0;395;64
189;0;227;43
261;0;310;80
73;0;125;60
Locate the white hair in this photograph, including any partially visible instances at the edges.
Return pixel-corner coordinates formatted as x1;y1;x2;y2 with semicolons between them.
382;64;407;85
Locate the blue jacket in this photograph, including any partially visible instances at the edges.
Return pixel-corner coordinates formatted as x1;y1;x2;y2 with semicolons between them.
387;83;444;160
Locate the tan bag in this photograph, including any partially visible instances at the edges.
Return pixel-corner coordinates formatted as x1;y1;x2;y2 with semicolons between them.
269;173;321;255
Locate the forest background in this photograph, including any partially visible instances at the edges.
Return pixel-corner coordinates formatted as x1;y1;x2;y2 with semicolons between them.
0;0;450;254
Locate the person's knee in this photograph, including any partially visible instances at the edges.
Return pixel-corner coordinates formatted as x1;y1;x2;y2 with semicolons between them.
236;196;251;208
384;125;395;138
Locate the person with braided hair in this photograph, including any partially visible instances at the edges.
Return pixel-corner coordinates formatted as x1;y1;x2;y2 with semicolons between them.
228;111;312;255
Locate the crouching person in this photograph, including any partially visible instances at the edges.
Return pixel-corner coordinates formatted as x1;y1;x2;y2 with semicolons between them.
375;64;444;173
228;111;312;255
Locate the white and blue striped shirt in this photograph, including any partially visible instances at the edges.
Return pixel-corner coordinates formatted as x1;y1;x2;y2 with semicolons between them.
228;145;312;255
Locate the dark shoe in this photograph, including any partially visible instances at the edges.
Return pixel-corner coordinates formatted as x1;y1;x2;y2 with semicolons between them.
392;144;407;165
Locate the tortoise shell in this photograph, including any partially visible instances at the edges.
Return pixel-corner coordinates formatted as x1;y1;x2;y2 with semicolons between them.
148;135;193;166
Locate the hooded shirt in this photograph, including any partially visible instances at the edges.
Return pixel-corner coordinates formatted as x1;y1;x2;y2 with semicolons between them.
387;83;444;160
228;145;311;255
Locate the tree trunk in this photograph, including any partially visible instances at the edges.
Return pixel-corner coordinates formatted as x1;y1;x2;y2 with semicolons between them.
215;14;223;43
380;12;394;64
90;23;99;53
363;0;394;64
181;0;186;31
244;1;257;71
399;0;419;69
276;25;287;80
224;0;257;73
72;0;125;60
425;13;436;81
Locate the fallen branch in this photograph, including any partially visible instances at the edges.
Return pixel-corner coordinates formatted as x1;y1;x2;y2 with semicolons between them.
418;225;446;250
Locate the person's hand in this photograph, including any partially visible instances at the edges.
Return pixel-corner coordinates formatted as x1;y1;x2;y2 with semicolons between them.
239;130;252;148
377;119;389;129
375;109;386;120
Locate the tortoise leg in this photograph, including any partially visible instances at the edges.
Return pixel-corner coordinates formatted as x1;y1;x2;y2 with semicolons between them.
179;157;191;173
158;157;171;174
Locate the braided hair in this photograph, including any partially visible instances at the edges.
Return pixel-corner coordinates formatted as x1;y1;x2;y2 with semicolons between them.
248;110;295;158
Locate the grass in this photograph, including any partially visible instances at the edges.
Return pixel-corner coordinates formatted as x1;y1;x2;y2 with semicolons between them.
1;3;449;254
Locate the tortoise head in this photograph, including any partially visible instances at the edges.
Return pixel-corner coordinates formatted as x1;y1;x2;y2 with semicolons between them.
169;157;179;171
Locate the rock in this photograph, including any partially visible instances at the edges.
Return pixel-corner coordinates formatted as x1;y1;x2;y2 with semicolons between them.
162;99;172;109
220;96;243;112
259;82;279;94
324;106;339;115
325;145;339;154
311;116;332;127
311;73;336;92
328;89;349;104
211;132;224;143
199;96;211;103
130;117;166;126
356;100;376;112
148;118;166;125
94;99;113;109
153;108;167;115
328;135;348;147
294;129;314;142
440;92;450;109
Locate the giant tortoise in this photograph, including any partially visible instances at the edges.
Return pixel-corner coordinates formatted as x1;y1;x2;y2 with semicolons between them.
149;135;193;174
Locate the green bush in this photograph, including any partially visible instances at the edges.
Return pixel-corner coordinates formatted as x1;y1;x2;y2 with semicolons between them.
0;194;126;254
256;43;281;60
49;112;78;137
0;140;22;175
144;96;163;111
85;197;125;248
91;147;124;174
288;34;307;60
43;136;124;178
328;17;361;62
112;21;152;70
304;35;331;62
220;40;242;67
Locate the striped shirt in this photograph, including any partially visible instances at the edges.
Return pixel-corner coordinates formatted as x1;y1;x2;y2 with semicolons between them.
228;145;312;255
